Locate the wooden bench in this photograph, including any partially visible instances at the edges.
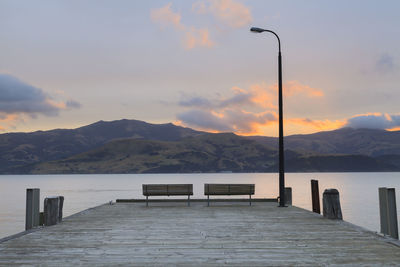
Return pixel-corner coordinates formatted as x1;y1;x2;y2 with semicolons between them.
204;184;255;206
142;184;193;206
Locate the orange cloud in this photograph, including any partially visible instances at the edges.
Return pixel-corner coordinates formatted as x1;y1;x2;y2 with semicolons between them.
193;0;252;28
46;99;67;109
0;114;19;123
177;80;328;135
285;112;400;135
351;112;382;117
176;108;277;135
234;81;322;110
208;0;252;28
228;109;277;134
211;110;225;118
150;3;183;30
238;117;346;136
387;127;400;132
0;114;22;132
184;27;214;50
151;3;214;50
178;83;400;136
270;80;324;98
287;118;346;131
248;83;276;109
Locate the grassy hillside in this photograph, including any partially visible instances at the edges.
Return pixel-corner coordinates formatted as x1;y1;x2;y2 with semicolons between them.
248;128;400;156
0;119;203;172
30;133;277;174
28;133;400;174
2;119;400;174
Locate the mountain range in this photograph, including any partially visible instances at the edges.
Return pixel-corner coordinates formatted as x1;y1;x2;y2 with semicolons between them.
248;127;400;157
1;119;400;174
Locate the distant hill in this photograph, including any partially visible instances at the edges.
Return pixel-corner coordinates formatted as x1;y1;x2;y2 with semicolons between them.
0;119;203;172
29;133;277;174
248;128;400;156
21;133;400;174
2;120;400;174
284;154;400;172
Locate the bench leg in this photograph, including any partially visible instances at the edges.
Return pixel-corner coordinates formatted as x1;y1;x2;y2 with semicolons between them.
146;196;148;207
249;194;252;206
207;195;210;207
188;195;190;207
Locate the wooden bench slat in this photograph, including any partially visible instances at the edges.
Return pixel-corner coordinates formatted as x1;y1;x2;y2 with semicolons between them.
204;184;255;195
143;184;193;196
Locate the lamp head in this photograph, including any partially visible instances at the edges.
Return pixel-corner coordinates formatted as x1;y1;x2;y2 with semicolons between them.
250;27;265;33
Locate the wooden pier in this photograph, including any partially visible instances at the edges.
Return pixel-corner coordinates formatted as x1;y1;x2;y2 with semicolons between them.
0;200;399;266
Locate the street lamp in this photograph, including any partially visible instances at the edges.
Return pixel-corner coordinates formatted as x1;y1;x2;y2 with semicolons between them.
250;27;286;207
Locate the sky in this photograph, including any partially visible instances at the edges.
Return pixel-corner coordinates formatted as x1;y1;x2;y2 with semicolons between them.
0;0;399;136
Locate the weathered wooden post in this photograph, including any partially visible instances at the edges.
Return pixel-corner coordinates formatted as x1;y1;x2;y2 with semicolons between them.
44;196;64;226
311;179;320;214
26;188;40;230
284;187;292;206
322;189;342;220
379;187;398;239
59;196;64;222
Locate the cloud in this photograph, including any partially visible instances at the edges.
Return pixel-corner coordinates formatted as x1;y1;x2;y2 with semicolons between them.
192;1;208;14
184;27;214;49
151;1;252;49
179;85;265;110
219;87;255;108
0;114;21;131
179;81;321;110
248;83;276;109
375;53;396;74
193;0;252;28
285;113;400;134
150;3;184;30
66;100;81;109
0;73;80;131
223;109;277;133
177;108;277;134
270;80;324;98
178;96;214;109
177;110;233;132
151;3;214;49
345;113;400;130
0;74;60;116
176;81;400;135
178;82;400;135
177;80;320;135
288;118;346;131
387;127;400;132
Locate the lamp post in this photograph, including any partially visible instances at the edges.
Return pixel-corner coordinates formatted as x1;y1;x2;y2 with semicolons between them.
250;27;286;207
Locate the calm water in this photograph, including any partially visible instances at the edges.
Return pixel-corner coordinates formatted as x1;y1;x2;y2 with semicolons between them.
1;173;399;239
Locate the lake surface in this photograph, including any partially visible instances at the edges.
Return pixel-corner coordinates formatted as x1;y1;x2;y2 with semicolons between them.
1;173;399;239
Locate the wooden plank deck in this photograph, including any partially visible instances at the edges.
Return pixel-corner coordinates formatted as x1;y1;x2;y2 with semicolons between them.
0;201;399;266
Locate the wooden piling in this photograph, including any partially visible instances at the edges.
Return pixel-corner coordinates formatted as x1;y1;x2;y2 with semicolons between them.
379;187;398;239
44;196;64;226
25;189;40;230
311;180;320;214
59;196;64;222
284;187;292;206
322;189;342;220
